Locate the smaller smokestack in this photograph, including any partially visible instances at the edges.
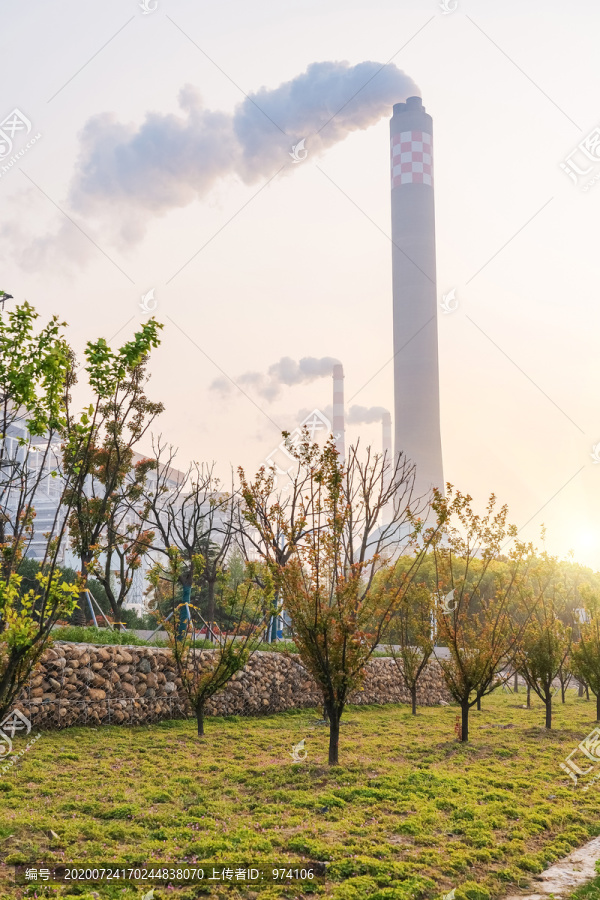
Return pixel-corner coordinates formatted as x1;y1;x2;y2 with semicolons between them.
332;363;345;460
382;411;392;461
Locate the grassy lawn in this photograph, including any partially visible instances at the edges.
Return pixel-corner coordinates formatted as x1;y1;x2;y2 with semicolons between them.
1;692;599;900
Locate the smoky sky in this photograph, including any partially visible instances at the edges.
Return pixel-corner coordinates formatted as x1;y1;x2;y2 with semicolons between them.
347;405;389;424
69;60;418;241
211;355;341;401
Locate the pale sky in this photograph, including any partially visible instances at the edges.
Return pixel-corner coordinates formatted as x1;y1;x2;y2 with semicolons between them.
2;0;600;568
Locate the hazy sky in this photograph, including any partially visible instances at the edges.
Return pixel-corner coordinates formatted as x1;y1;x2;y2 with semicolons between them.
2;0;600;568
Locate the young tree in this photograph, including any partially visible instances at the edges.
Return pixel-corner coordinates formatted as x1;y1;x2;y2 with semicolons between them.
571;592;600;722
148;549;269;736
385;579;434;714
514;556;571;730
0;302;151;718
0;302;72;572
239;432;436;765
63;326;163;624
557;658;573;704
430;488;534;742
88;467;155;624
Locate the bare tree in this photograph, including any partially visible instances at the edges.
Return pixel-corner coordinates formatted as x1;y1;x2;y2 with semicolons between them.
144;443;236;635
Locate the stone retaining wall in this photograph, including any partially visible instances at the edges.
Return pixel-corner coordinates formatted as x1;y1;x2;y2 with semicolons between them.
14;643;451;730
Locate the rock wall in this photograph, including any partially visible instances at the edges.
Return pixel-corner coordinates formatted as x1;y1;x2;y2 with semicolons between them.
14;643;451;730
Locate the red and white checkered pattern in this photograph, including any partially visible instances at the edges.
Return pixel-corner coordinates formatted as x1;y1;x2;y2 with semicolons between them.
391;130;433;187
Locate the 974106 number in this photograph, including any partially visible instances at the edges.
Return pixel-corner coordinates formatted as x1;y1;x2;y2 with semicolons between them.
272;869;314;880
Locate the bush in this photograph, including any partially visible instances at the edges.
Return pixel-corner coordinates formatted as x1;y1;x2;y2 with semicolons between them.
454;881;491;900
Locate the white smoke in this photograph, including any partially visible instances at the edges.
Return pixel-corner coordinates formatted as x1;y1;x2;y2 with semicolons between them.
211;355;340;402
66;60;418;242
347;405;389;424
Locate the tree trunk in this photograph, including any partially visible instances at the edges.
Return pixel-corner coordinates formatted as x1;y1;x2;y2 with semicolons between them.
527;684;531;708
513;671;518;693
322;704;329;722
411;684;417;715
108;596;121;629
73;557;90;626
476;695;481;711
461;700;469;742
596;693;600;723
196;704;205;737
561;680;566;704
74;592;87;626
586;684;590;701
545;695;552;730
579;681;584;698
328;708;340;765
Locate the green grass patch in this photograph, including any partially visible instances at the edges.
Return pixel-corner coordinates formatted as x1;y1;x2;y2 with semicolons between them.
0;692;597;899
51;627;307;654
52;626;168;647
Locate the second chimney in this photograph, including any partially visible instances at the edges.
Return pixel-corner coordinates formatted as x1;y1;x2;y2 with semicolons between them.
332;363;345;460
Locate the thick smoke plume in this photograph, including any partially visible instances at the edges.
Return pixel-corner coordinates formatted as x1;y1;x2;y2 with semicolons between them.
347;405;389;424
211;356;339;402
69;60;418;241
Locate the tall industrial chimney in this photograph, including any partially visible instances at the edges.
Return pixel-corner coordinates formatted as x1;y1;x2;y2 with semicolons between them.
390;96;443;497
332;363;345;460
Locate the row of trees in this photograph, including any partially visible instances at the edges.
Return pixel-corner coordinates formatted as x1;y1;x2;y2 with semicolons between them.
386;530;598;739
2;298;600;769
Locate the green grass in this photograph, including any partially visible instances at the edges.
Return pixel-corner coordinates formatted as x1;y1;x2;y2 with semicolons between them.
1;691;599;900
51;627;306;654
51;629;393;659
569;878;600;900
52;626;168;647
